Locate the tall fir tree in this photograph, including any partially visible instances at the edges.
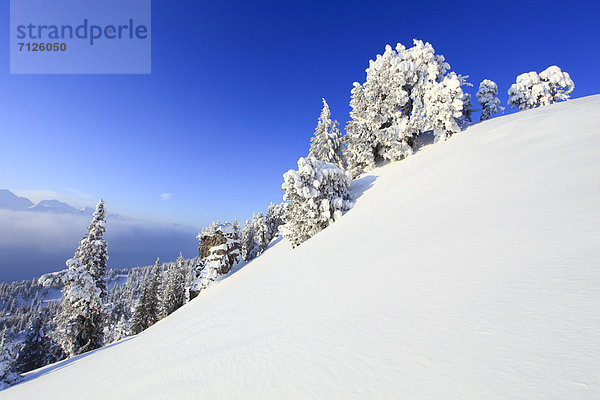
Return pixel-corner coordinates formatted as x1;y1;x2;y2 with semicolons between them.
47;201;109;358
160;254;186;318
241;219;259;261
131;259;162;334
308;98;346;169
75;199;108;298
251;212;269;255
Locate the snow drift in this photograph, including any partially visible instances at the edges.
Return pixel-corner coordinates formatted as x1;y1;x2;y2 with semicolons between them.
5;96;600;399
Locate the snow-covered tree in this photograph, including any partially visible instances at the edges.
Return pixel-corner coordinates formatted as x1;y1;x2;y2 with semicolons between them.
252;213;269;254
508;66;574;110
160;254;186;318
308;98;346;169
422;72;465;142
281;156;353;247
131;260;162;334
265;202;286;243
241;219;259;262
15;306;62;373
460;93;474;125
539;65;574;103
344;39;467;176
508;71;547;110
476;79;503;120
50;258;105;358
74;199;108;298
0;327;21;389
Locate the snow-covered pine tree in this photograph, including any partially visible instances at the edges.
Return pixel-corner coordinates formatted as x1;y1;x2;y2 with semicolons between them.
0;327;21;389
507;66;573;111
241;219;259;261
422;72;465;142
281;156;353;247
131;259;162;334
265;202;285;243
508;71;547;110
476;79;503;120
344;39;466;176
252;212;269;254
159;254;186;318
538;65;574;103
74;199;108;298
15;306;62;373
460;93;474;125
344;44;416;176
308;98;346;170
344;82;379;177
50;257;105;358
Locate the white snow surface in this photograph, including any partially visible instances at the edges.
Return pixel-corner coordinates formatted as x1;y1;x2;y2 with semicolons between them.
6;96;600;399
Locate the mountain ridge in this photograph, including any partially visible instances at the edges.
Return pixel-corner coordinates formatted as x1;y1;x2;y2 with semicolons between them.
4;95;600;399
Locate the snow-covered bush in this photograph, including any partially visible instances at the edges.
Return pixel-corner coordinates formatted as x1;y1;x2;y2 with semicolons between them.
308;98;346;169
508;66;574;110
344;39;467;177
476;79;503;120
281;157;353;247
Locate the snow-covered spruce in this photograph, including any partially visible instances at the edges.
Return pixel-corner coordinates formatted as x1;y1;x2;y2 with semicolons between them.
40;199;109;358
241;219;259;262
15;306;63;373
281;156;353;247
508;65;574;111
308;98;346;170
0;327;21;389
131;259;162;334
49;258;105;358
265;202;286;243
476;79;503;120
160;254;186;318
343;39;467;177
74;199;109;298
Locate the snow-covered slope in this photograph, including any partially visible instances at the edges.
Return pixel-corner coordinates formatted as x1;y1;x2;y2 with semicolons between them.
6;96;600;399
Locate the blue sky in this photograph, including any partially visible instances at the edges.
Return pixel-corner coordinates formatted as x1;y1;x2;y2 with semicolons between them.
1;0;598;228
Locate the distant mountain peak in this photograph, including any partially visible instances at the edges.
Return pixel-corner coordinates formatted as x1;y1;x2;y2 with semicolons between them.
0;189;34;210
30;199;81;214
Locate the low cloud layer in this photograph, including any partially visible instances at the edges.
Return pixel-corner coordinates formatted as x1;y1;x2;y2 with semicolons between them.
0;210;200;283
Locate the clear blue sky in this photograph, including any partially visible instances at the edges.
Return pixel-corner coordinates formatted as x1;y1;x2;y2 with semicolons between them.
1;0;598;228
